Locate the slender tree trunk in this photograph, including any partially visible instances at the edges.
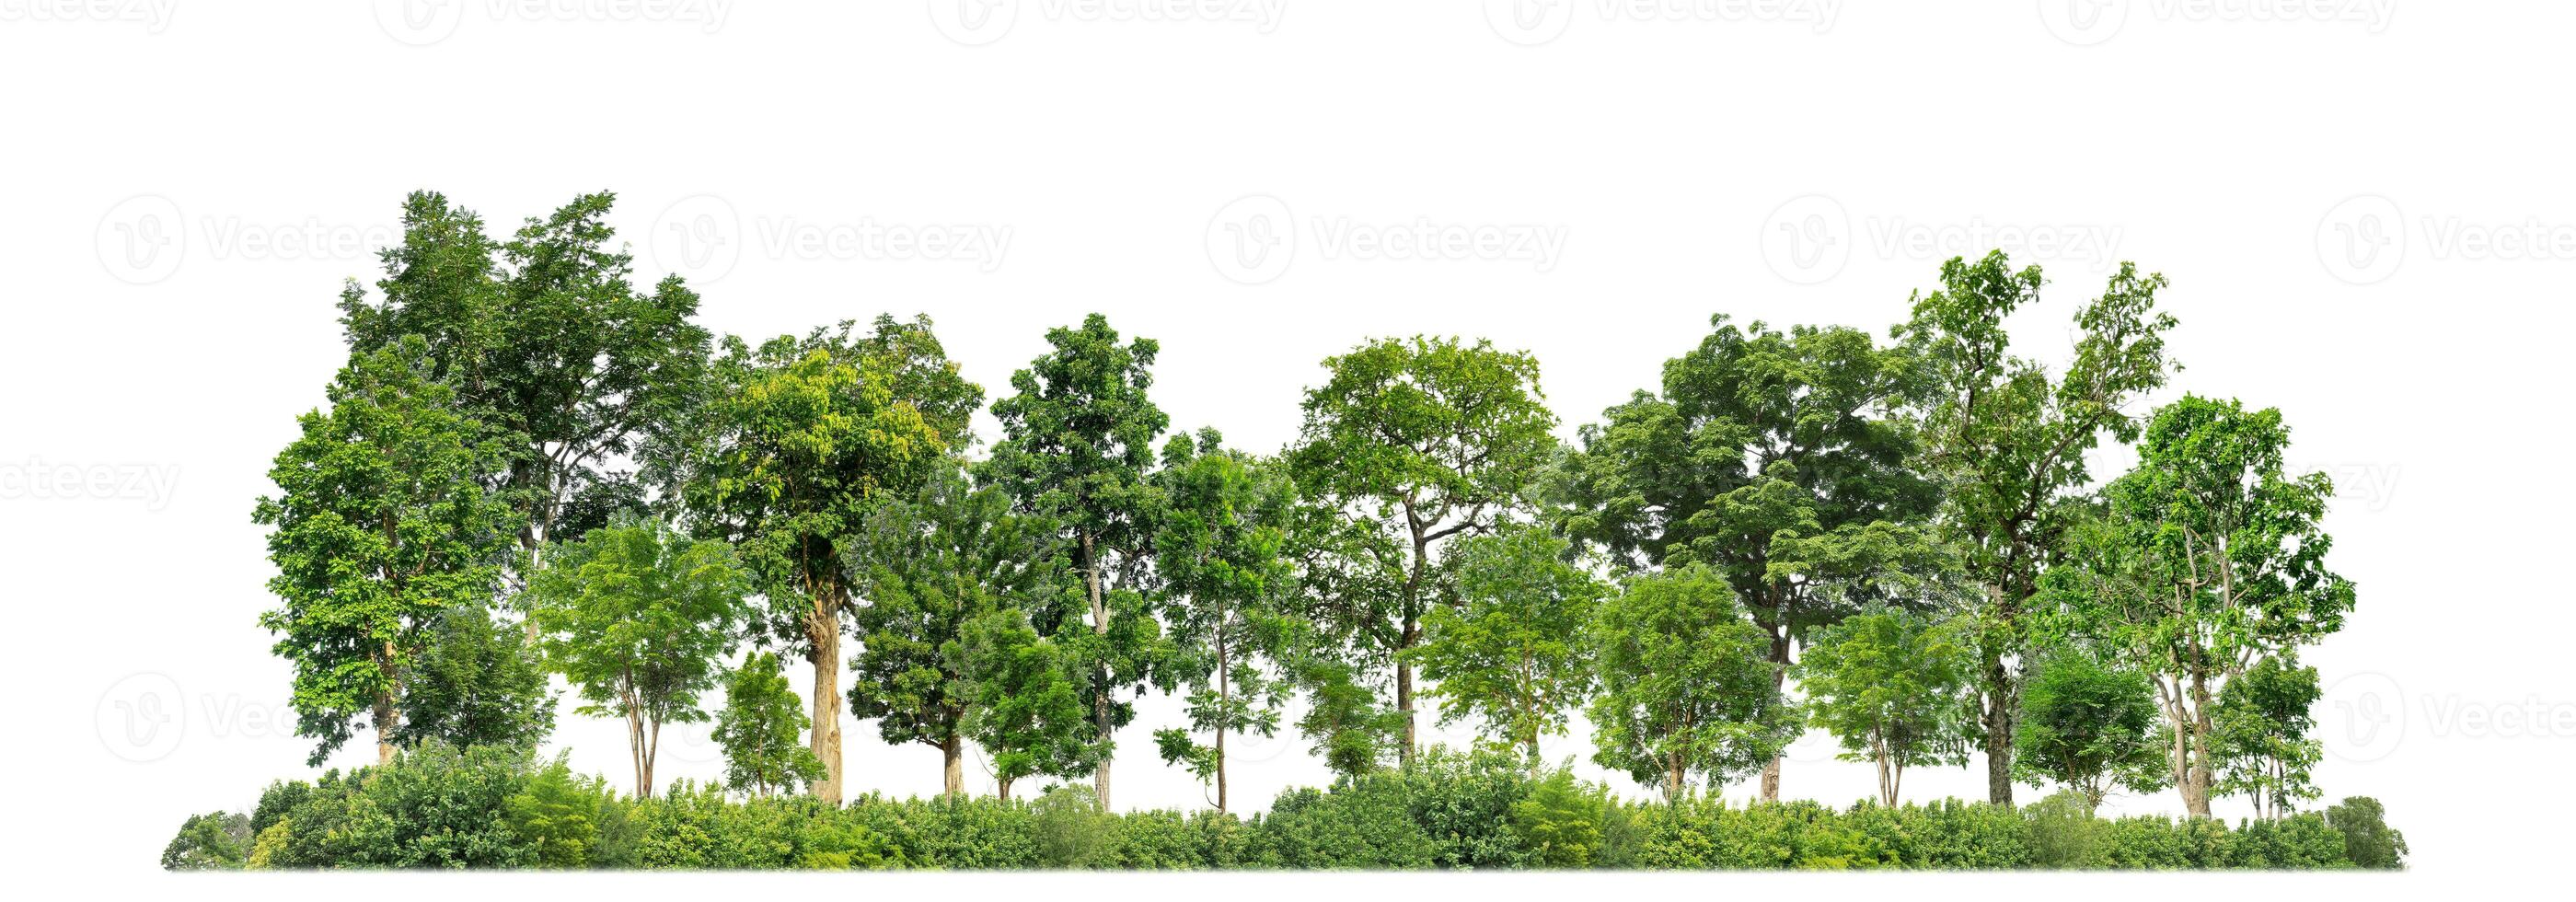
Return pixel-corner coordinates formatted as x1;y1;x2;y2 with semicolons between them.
1215;634;1230;814
997;776;1015;802
1082;531;1114;810
643;717;661;799
373;689;398;766
1665;753;1686;803
522;516;547;641
808;587;845;804
941;734;965;799
1761;624;1790;803
1395;645;1416;766
1981;651;2016;806
1874;732;1894;806
2182;672;2215;818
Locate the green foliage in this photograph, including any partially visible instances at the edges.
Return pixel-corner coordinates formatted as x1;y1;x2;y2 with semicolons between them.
505;756;609;868
1795;607;1975;805
2212;654;2326;817
2327;796;2407;869
1511;769;1609;868
960;608;1104;797
1411;524;1606;763
1246;782;1439;869
1029;785;1119;868
2014;652;2164;810
161;811;251;870
1587;566;1800;798
1150;430;1299;808
2024;791;2105;868
710;652;826;797
254;337;521;764
393;603;557;752
1290;658;1404;780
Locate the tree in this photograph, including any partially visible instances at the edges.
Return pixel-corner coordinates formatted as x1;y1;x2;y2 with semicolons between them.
161;811;251;870
526;517;751;797
2326;796;2408;869
2013;651;2163;813
393;604;557;751
2212;653;2325;819
982;313;1170;809
1407;523;1606;768
711;652;826;798
1586;566;1801;800
1288;658;1405;781
340;191;713;616
676;316;980;803
1893;251;2179;804
845;459;1054;797
1793;607;1975;806
960;608;1104;801
254;338;520;765
1149;430;1298;812
1552;316;1940;800
1288;335;1557;765
2045;395;2354;817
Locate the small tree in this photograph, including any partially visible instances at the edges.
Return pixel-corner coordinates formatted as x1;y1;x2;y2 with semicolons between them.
961;608;1104;801
2212;654;2324;819
1291;658;1404;781
2013;652;2163;813
394;604;558;751
1409;523;1606;768
1149;430;1298;812
2326;796;2408;869
1586;566;1800;800
1794;607;1975;806
711;652;826;798
527;517;750;797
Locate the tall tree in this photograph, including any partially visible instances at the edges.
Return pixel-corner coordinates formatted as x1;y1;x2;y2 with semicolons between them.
254;338;520;765
845;459;1055;797
1894;251;2179;805
2013;651;2163;813
1552;316;1937;799
1149;430;1297;813
2043;395;2354;816
340;191;713;613
1792;607;1975;806
525;517;751;797
982;313;1170;809
712;652;826;798
2212;653;2324;819
961;608;1105;801
1406;523;1606;768
1585;565;1801;801
676;317;981;803
1288;336;1557;764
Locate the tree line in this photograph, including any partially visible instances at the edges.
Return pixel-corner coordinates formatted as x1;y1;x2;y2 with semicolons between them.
253;191;2360;822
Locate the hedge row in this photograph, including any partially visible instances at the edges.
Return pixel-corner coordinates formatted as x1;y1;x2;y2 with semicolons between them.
162;743;2403;871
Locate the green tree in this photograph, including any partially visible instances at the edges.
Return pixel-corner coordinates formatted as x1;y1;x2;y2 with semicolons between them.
844;459;1054;797
960;608;1104;800
1793;607;1975;806
1552;316;1940;800
676;317;980;803
1585;566;1800;800
1407;523;1606;768
504;756;608;868
982;313;1170;808
2212;653;2325;819
339;191;712;612
2045;396;2354;817
161;811;251;870
254;338;521;765
710;652;826;798
1893;251;2179;805
1288;335;1557;765
2013;652;2163;813
2325;796;2407;869
393;604;557;751
1149;429;1298;812
526;517;750;797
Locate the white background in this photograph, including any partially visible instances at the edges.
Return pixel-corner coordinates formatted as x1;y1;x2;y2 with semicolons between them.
2;0;2565;893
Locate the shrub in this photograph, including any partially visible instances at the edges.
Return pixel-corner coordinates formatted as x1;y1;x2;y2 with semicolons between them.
2325;796;2407;870
1246;781;1438;869
2025;791;2104;868
1029;785;1116;869
161;811;251;870
1510;769;1608;868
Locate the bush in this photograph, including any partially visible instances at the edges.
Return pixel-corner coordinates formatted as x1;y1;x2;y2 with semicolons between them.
161;811;251;870
2025;791;2104;868
2326;796;2407;870
1246;781;1438;869
1030;785;1117;868
1510;769;1608;868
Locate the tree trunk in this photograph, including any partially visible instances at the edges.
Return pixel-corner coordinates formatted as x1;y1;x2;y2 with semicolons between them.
1665;754;1686;803
1760;597;1792;802
642;717;661;799
941;734;965;799
373;689;398;766
522;516;547;641
1215;634;1230;814
2183;671;2215;818
1981;653;2016;806
1395;650;1416;767
997;776;1015;802
809;599;844;805
1083;531;1114;810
